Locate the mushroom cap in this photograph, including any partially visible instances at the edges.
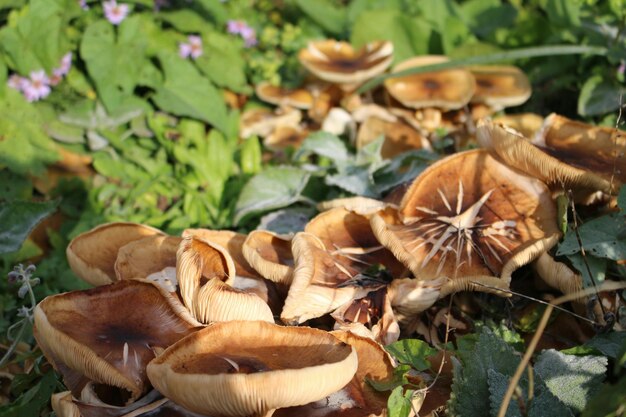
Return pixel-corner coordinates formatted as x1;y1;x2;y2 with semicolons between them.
469;65;531;110
264;125;310;151
274;330;395;417
255;82;314;110
176;235;274;323
534;113;626;184
67;222;165;286
356;115;431;158
493;113;544;139
146;321;358;417
114;235;181;291
316;197;398;216
34;280;200;403
240;107;302;139
299;40;393;87
370;149;560;281
242;230;294;285
477;118;615;194
384;56;476;110
533;252;583;301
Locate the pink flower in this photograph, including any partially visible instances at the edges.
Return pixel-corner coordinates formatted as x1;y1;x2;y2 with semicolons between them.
22;70;51;102
103;0;129;25
78;0;89;10
179;35;203;59
7;74;26;92
619;61;626;76
227;20;247;35
50;52;73;85
226;20;257;48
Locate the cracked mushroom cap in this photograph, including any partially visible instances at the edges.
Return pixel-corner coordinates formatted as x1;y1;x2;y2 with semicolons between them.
255;82;314;110
114;235;181;292
384;56;476;111
242;230;294;285
34;280;200;404
146;321;358;417
299;40;393;88
67;222;165;286
370;149;560;283
469;65;531;110
176;236;274;323
274;330;396;417
477;118;617;194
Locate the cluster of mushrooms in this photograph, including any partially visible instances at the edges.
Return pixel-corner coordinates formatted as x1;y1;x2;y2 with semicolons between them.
34;40;625;417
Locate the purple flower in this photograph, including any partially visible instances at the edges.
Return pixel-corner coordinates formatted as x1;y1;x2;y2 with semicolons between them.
79;0;89;10
50;52;73;85
619;61;625;76
7;74;26;92
226;20;257;48
103;0;129;25
22;70;51;102
179;35;203;59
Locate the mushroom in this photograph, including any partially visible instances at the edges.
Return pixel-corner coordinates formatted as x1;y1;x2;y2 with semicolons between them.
469;65;532;112
316;197;398;216
384;56;476;112
255;82;314;110
242;230;294;285
356;114;432;158
370;149;560;290
146;320;358;417
240;107;302;139
321;107;357;141
34;280;200;404
477;118;618;195
176;235;274;323
281;208;407;324
264;125;310;151
66;222;165;286
274;330;399;417
493;113;544;139
114;235;181;292
298;40;394;91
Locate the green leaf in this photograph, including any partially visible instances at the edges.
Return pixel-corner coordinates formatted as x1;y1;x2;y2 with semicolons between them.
578;75;626;117
618;185;626;211
367;364;411;392
294;0;347;36
387;386;416;417
358;45;607;93
0;170;32;201
584;332;626;360
195;0;228;25
386;339;436;371
257;207;314;235
556;194;569;235
459;0;517;38
239;136;262;175
534;350;607;413
0;199;58;254
294;132;349;165
373;149;435;194
0;371;60;417
542;0;581;26
566;253;606;288
159;9;210;33
152;51;228;133
234;166;311;225
195;33;249;93
581;374;626;417
557;214;626;261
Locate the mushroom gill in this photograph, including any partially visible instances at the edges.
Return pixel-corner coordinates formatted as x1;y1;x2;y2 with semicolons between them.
146;321;358;417
34;280;200;404
370;149;560;287
242;230;294;285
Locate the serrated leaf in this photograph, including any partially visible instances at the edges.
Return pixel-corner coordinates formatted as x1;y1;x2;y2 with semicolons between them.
326;165;378;197
234;167;311;225
294;132;350;165
535;350;607;413
487;369;524;417
152;51;228;133
386;339;437;371
557;213;626;260
0;199;58;254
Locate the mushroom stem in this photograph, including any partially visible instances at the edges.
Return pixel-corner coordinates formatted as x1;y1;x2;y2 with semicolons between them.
439;275;511;298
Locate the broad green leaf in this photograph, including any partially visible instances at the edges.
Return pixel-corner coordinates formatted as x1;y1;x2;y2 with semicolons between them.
195;0;228;25
618;185;626;211
414;0;460;30
159;9;210;33
0;199;58;254
535;350;607;413
0;170;32;201
239;136;262;175
195;33;249;93
578;75;626;117
152;51;228;133
541;0;581;26
556;194;569;235
294;132;350;165
566;253;606;288
326;166;378;197
584;332;626;360
294;0;347;36
373;150;434;194
581;374;626;417
459;0;517;38
386;339;436;371
0;90;59;175
557;214;626;261
351;10;431;62
387;386;416;417
234;166;311;225
257;207;314;235
367;364;411;392
346;0;404;24
0;371;60;417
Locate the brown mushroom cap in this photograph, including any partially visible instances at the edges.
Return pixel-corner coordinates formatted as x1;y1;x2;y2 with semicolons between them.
299;40;393;88
255;82;314;110
176;236;274;323
534;113;626;185
34;280;200;403
264;125;310;151
67;222;165;286
493;113;544;139
146;321;358;417
356;116;432;159
114;235;181;291
240;107;302;139
384;56;476;111
469;65;531;110
316;197;397;216
274;330;395;417
477;118;615;194
242;230;294;285
370;149;560;281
